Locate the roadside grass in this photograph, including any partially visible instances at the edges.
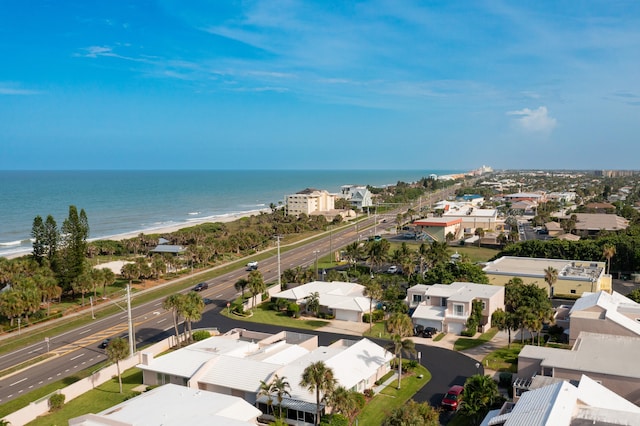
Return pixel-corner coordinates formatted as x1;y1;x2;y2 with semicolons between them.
25;369;143;426
453;328;499;352
362;322;391;339
357;365;431;425
221;303;329;330
0;360;111;419
482;343;523;373
433;332;446;342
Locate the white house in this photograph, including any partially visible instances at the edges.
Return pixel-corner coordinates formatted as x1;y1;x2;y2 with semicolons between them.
137;329;392;426
273;281;375;322
483;375;640;426
340;185;373;209
69;383;263;426
409;282;505;335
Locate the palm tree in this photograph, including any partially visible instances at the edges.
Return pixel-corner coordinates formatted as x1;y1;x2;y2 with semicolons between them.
300;361;336;425
385;334;416;389
234;277;249;300
602;244;616;275
163;294;185;347
258;378;275;416
386;312;414;337
271;374;291;419
182;292;204;342
460;374;501;425
363;280;383;332
101;267;116;297
304;291;321;316
543;266;558;297
106;337;130;394
247;269;266;311
328;386;358;419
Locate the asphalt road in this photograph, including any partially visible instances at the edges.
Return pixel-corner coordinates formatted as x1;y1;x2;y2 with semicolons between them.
0;187;470;409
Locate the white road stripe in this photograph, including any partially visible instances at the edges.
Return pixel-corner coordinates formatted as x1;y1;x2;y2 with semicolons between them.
70;353;84;361
79;328;91;335
9;378;27;387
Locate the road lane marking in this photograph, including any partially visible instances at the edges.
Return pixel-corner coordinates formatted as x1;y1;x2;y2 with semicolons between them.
79;329;92;335
157;318;166;323
10;378;27;386
217;294;223;298
70;353;84;361
28;346;44;354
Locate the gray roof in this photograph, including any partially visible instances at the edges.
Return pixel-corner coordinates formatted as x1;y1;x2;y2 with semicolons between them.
150;244;186;254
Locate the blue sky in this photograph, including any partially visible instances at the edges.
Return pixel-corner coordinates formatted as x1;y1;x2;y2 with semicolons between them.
1;1;639;171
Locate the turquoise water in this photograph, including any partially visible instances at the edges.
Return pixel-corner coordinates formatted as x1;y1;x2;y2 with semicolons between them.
0;169;461;257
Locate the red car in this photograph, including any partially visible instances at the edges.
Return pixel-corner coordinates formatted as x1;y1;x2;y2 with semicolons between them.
441;385;464;410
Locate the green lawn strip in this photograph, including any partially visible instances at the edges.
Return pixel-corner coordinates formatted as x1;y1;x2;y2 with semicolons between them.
433;332;445;342
0;360;111;419
453;328;499;351
25;369;143;426
357;365;431;426
220;304;329;331
482;343;523;373
362;322;391;340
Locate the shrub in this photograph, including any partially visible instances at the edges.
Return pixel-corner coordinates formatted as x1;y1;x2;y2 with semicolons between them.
461;328;476;337
48;393;65;411
363;388;375;398
499;372;513;388
320;413;349;426
192;330;210;341
405;359;419;371
124;391;141;400
287;302;300;317
352;392;366;409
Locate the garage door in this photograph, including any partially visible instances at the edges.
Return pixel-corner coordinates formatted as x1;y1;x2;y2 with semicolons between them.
415;319;441;331
335;309;360;322
447;322;465;335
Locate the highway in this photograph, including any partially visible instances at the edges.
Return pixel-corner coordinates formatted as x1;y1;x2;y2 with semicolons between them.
0;186;463;407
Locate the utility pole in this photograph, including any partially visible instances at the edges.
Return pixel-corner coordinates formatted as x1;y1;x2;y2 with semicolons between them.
276;235;282;289
126;284;135;357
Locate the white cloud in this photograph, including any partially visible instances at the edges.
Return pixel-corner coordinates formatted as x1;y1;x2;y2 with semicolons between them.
507;106;557;133
0;83;40;95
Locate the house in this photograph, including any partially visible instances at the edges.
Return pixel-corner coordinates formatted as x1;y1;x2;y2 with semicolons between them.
137;329;392;426
408;282;505;335
150;244;187;255
482;256;612;297
503;192;545;203
567;290;640;344
570;213;629;235
542;221;563;236
516;332;640;404
546;191;577;204
69;383;262;426
484;375;640;426
286;188;335;216
442;206;500;233
412;217;463;242
340;185;373;209
272;281;374;322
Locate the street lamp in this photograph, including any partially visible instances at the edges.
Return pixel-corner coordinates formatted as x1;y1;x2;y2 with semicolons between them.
475;362;480;375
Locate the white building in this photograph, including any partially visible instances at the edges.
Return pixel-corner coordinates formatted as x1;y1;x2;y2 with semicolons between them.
408;282;505;335
69;383;262;426
483;375;640;426
137;329;392;426
340;185;373;210
273;281;374;322
286;188;335;216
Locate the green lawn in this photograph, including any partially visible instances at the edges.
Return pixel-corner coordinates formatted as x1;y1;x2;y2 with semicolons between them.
362;322;391;339
220;303;330;330
26;369;144;426
356;365;431;425
453;328;499;351
482;343;523;373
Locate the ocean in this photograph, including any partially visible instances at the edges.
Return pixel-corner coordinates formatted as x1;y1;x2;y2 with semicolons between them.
0;169;461;258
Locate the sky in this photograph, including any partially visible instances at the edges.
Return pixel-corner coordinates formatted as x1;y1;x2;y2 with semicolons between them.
1;1;639;171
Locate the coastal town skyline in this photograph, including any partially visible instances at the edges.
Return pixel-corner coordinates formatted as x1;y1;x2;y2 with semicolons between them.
1;1;639;171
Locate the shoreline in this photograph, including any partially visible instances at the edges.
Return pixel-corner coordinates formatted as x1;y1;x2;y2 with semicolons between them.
1;207;271;260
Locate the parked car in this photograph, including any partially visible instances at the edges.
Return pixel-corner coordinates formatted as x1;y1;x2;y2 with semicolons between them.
422;326;438;338
441;385;464;410
386;265;398;274
193;282;208;292
99;339;111;349
414;324;425;336
246;261;258;271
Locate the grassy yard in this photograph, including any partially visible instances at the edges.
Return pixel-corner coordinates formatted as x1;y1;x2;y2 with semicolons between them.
453;328;499;351
362;321;391;340
482;343;523;373
220;303;330;330
26;369;144;426
356;365;431;425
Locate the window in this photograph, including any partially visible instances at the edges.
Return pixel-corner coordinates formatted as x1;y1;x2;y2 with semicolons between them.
413;294;422;303
454;304;464;316
570;289;576;294
481;301;487;311
441;297;448;307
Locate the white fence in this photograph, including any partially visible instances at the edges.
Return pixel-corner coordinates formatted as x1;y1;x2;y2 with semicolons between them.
5;335;182;426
